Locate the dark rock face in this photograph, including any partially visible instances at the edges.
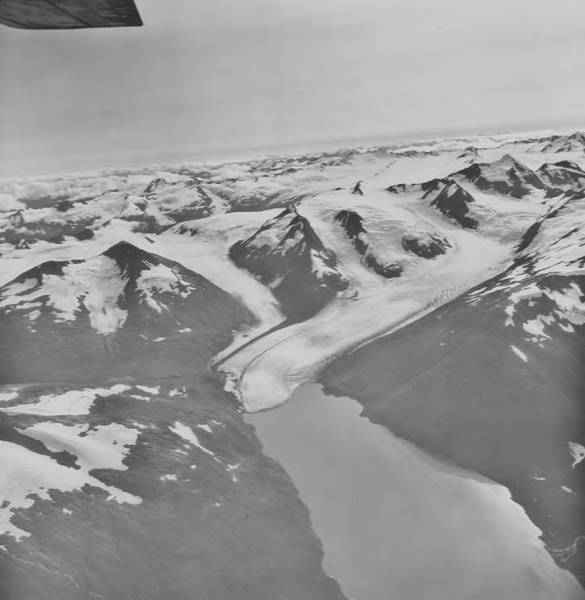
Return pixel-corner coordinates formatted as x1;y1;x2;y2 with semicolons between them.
402;233;451;258
56;200;75;213
386;182;411;194
429;180;479;229
517;220;542;252
73;228;95;241
457;146;479;161
335;210;402;279
537;161;585;194
386;177;451;198
229;207;349;320
335;210;368;253
421;177;453;198
456;154;548;198
351;181;364;195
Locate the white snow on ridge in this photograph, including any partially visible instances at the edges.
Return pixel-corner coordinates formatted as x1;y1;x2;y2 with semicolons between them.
0;440;140;540
0;255;128;334
21;422;140;472
2;384;131;416
136;263;195;312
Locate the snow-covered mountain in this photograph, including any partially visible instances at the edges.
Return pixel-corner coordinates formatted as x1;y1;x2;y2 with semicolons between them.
1;128;584;598
0;241;254;381
455;154;548;198
429;179;480;229
541;132;585;154
537;161;585;194
457;146;480;163
229;205;350;319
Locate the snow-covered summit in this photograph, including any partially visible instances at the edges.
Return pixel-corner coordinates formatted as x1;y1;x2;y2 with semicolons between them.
0;241;252;338
457;146;480;163
541;132;585;153
229;206;349;319
536;160;585;194
428;180;479;229
456;154;548;198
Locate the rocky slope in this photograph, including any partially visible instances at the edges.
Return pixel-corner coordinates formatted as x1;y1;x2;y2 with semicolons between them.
454;154;548;198
229;206;349;319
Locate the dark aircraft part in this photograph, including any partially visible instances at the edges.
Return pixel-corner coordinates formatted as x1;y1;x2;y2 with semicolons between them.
0;0;142;29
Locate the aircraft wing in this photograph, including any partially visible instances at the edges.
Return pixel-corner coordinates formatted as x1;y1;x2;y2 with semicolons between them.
0;0;142;29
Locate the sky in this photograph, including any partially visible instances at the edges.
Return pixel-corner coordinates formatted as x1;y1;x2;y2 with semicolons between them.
1;0;585;178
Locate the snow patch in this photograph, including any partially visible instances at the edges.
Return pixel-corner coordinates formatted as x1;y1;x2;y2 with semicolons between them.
0;256;128;334
135;262;196;312
568;442;585;468
0;441;140;540
135;385;160;395
510;345;528;363
21;421;139;472
169;422;217;458
0;390;18;403
2;384;131;416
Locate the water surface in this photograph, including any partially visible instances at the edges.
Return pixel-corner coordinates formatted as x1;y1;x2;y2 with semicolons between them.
248;383;585;600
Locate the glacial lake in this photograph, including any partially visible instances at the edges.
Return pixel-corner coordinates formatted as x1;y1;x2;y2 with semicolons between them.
248;383;585;600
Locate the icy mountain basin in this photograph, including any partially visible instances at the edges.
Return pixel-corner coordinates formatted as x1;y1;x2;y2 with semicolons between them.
248;383;585;600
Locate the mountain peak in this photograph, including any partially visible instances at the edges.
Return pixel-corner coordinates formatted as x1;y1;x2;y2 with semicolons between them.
430;182;478;229
0;242;209;337
541;132;585;153
490;154;529;171
229;209;349;319
455;154;547;198
103;240;142;255
568;131;585;143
